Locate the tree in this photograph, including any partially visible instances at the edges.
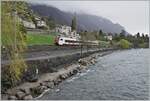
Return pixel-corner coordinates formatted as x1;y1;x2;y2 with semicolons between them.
71;14;77;31
142;33;145;39
99;29;103;36
113;33;120;41
120;29;126;38
145;34;149;43
118;39;132;49
136;32;140;38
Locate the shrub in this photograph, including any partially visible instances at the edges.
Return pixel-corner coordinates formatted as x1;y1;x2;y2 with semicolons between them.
118;39;132;49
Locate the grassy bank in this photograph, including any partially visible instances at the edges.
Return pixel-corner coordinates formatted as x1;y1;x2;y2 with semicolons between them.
27;33;55;45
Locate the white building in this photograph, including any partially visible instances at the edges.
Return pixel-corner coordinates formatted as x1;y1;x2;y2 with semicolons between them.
55;25;81;40
104;33;113;41
71;30;80;39
35;17;47;28
55;25;71;36
22;20;36;29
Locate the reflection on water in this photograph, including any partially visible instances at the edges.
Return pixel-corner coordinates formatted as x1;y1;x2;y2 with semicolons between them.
39;49;149;100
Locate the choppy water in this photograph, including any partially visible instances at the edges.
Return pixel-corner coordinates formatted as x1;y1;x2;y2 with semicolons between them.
39;49;149;100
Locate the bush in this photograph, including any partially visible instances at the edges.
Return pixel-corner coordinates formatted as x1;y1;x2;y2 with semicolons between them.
118;39;132;49
139;42;149;48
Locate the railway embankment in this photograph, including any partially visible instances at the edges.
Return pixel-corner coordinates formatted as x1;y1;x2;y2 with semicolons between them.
1;46;116;100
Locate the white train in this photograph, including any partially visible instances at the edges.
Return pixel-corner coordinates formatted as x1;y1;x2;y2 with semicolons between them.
55;36;99;46
55;36;80;45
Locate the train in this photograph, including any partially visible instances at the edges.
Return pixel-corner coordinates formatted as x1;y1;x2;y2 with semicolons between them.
55;36;99;46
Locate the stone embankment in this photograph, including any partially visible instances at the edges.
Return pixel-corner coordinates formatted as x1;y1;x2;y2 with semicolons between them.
2;50;113;100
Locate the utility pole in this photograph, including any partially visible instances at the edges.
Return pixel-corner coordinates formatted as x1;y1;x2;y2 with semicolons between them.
80;32;84;58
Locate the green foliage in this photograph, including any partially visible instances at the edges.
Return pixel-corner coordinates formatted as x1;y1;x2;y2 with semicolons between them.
97;29;106;41
27;33;55;45
139;43;149;48
118;39;132;49
113;32;149;48
1;1;27;88
99;41;111;48
44;16;56;30
120;30;126;38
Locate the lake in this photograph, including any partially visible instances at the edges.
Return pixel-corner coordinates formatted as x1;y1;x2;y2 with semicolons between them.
39;49;149;100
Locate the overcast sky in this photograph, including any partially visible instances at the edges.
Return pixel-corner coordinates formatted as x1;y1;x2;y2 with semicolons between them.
30;1;149;35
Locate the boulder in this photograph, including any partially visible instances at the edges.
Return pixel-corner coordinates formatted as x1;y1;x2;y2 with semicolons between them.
59;73;68;80
72;69;78;74
28;75;38;82
39;85;47;91
45;82;54;88
76;66;81;70
23;94;33;100
19;88;30;95
30;86;44;95
53;78;62;85
40;81;53;88
23;68;39;82
8;95;17;100
80;65;87;69
69;70;74;76
15;91;26;99
90;59;95;64
78;59;88;66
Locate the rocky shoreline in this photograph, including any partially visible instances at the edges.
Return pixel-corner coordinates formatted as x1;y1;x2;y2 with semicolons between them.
2;50;114;100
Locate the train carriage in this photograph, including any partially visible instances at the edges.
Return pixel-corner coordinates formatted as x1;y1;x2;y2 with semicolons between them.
55;36;99;46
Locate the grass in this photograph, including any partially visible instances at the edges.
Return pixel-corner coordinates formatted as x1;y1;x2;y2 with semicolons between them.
26;33;55;45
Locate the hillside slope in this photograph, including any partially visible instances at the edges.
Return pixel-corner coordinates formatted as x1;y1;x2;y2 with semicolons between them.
30;4;128;34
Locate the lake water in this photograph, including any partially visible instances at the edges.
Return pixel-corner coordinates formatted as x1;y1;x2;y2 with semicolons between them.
39;49;149;100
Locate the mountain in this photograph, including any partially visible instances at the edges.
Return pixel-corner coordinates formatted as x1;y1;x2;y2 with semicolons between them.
29;4;129;34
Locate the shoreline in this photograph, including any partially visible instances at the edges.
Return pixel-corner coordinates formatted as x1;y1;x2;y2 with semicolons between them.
2;50;114;100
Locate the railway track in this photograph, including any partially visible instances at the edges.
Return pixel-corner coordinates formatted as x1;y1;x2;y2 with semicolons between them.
2;45;106;65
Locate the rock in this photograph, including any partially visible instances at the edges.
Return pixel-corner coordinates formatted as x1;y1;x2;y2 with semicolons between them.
8;95;17;100
19;88;30;95
40;81;54;89
59;73;68;80
28;75;38;82
69;70;74;76
53;78;62;85
39;86;47;91
55;89;60;92
76;66;81;70
92;56;96;59
40;82;45;86
15;91;26;99
67;72;71;76
23;95;33;100
73;69;78;74
80;65;87;69
90;59;95;64
30;86;44;95
46;82;54;88
78;59;88;66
